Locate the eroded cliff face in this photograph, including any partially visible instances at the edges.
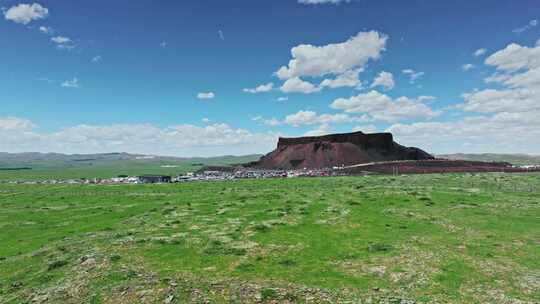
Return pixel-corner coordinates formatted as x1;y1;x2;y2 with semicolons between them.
277;131;394;149
253;131;433;169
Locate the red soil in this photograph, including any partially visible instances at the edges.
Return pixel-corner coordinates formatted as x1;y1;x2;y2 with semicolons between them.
341;159;535;174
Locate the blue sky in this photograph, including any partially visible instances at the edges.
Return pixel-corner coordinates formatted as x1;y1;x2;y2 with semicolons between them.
1;0;540;156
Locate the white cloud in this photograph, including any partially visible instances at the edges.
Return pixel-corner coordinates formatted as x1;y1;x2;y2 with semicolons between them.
218;30;225;40
319;68;362;89
390;40;540;154
458;41;540;115
275;31;387;80
370;71;394;90
56;44;76;51
304;123;331;137
284;110;363;126
462;63;475;71
298;0;351;4
51;36;76;50
485;43;540;72
461;88;540;113
61;78;81;89
512;19;538;34
484;72;512;84
262;118;281;126
280;77;321;94
388;112;540;154
202;118;211;123
284;111;322;126
473;48;487;57
197;92;215;100
0;117;36;131
4;3;48;24
51;36;71;44
352;124;377;133
243;82;274;93
277;97;289;102
0;118;279;157
38;26;52;35
402;69;424;84
160;41;167;48
252;116;281;126
330;90;440;122
91;55;102;63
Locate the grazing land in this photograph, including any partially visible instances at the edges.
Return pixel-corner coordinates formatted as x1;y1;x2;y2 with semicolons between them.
0;153;260;181
0;173;539;303
438;153;540;166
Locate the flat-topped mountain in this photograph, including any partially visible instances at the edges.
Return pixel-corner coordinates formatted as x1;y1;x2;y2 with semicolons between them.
252;131;433;169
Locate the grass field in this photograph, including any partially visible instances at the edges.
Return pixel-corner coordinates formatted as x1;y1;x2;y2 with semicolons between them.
1;173;539;303
0;154;260;181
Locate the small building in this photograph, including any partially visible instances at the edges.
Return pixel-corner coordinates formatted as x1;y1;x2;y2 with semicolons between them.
138;175;172;184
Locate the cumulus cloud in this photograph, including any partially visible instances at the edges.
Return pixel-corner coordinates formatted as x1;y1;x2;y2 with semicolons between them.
197;92;215;100
460;41;540;115
61;78;81;89
402;69;424;84
388;112;540;154
51;36;75;50
304;123;331;137
38;26;52;35
243;82;274;93
280;77;321;94
474;48;487;57
4;3;48;24
277;97;289;102
319;68;362;89
284;110;364;126
461;89;540;113
462;63;475;71
370;71;394;90
275;31;387;80
91;55;102;63
51;36;71;44
0;117;36;131
298;0;351;4
485;42;540;72
0;118;279;157
330;90;440;122
261;118;281;127
352;124;377;133
252;115;280;126
280;69;362;93
391;40;540;154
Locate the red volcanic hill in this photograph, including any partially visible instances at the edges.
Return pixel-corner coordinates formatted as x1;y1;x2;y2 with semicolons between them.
252;131;433;169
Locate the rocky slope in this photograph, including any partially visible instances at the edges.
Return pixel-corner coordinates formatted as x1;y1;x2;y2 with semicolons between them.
252;131;433;169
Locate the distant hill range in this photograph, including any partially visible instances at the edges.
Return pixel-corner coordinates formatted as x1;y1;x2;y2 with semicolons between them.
437;153;540;166
0;152;261;165
0;152;262;179
251;131;433;169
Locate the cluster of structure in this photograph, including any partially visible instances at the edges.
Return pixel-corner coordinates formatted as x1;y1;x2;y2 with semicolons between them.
179;168;333;181
2;168;335;185
3;132;539;185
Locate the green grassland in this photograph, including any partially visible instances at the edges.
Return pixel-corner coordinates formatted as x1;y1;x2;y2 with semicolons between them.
438;153;540;166
0;173;539;303
0;154;260;181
